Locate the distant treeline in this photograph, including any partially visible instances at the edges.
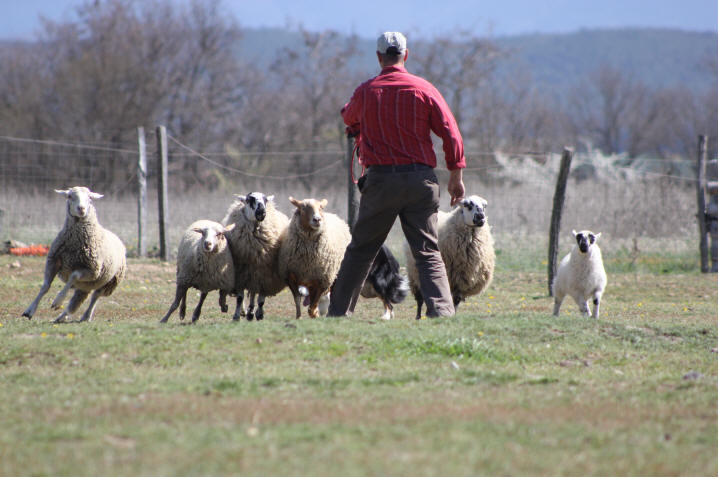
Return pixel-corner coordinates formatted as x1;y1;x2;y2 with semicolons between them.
1;0;717;191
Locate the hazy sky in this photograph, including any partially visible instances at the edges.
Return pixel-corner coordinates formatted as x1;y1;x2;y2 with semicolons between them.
3;0;718;40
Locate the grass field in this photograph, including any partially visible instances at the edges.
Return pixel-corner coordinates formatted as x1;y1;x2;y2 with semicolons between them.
1;252;717;477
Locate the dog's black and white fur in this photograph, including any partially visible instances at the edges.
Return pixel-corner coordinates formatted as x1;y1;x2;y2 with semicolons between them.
359;245;409;320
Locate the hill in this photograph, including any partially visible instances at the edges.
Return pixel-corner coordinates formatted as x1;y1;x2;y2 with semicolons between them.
238;27;718;94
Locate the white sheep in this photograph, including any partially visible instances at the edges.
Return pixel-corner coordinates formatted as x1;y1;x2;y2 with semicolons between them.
221;192;289;321
278;197;351;319
406;195;495;319
22;187;127;323
160;220;236;323
552;229;607;318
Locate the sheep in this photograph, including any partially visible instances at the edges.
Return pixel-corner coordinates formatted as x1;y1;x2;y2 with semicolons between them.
160;220;236;323
221;192;290;321
552;229;607;319
278;197;351;319
405;195;495;319
22;186;127;323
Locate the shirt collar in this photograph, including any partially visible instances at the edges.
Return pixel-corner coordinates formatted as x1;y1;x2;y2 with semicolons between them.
379;65;407;75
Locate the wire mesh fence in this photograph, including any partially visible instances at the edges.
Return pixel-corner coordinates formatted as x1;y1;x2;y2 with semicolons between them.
0;133;702;260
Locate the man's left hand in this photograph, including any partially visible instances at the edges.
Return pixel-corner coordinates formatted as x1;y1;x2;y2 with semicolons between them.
448;169;465;206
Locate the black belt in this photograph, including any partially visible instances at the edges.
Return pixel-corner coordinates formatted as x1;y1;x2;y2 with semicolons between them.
367;163;432;173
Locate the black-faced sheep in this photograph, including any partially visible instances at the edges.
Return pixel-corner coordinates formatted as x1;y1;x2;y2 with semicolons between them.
406;195;495;319
278;197;351;319
552;229;607;319
22;187;127;323
160;220;236;323
221;192;289;321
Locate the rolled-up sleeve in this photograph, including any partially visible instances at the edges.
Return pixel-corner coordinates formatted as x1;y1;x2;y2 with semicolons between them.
428;89;466;170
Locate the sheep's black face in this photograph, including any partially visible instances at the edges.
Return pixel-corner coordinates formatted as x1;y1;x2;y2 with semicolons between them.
243;192;273;223
460;195;488;227
575;232;596;254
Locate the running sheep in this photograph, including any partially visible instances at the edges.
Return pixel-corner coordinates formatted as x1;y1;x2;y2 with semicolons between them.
160;220;236;323
406;195;495;319
552;229;607;318
221;192;289;321
22;186;126;323
278;197;351;319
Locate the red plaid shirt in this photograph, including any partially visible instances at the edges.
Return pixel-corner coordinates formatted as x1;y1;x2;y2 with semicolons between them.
341;65;466;170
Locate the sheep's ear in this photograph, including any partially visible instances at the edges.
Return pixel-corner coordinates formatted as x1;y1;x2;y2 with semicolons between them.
88;192;104;200
266;195;275;203
460;198;469;207
222;223;235;234
55;189;70;196
319;199;328;209
571;229;578;236
289;196;302;208
192;227;204;234
234;194;247;203
481;198;488;208
594;232;601;241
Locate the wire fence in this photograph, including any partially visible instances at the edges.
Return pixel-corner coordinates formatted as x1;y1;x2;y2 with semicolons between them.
0;132;705;259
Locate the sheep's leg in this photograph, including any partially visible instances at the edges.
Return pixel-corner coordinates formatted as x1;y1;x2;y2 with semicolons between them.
255;295;266;321
191;292;208;323
592;291;603;319
161;285;188;323
318;293;330;317
287;275;302;319
51;269;90;310
22;257;60;319
246;292;256;321
578;299;590;316
552;291;565;317
219;290;228;313
232;291;245;321
179;293;187;320
53;289;89;323
414;291;424;320
452;293;463;312
79;289;102;322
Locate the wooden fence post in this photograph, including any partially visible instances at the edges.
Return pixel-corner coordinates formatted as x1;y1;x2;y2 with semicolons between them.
697;135;710;272
347;134;360;231
156;126;169;261
548;147;573;296
137;127;147;258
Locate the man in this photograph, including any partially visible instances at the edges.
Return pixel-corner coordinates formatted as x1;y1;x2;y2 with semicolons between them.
327;31;466;318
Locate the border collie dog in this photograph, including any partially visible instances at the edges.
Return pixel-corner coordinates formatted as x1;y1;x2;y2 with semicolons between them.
359;244;409;320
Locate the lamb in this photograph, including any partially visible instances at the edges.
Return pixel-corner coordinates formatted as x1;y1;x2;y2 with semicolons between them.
552;229;607;319
160;220;236;323
22;186;127;323
221;192;290;321
278;197;351;319
405;195;495;319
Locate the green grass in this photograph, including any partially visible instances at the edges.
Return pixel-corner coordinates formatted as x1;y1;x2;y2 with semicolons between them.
1;254;717;476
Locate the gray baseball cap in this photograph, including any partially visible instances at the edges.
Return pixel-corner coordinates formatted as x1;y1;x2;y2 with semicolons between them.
377;31;407;54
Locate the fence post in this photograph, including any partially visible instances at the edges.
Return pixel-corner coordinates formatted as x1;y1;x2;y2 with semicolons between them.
347;133;360;231
156;125;169;261
697;135;709;273
548;147;573;296
137;127;148;258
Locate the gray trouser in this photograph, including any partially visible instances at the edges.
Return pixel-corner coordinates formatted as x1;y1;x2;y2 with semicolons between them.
327;166;455;317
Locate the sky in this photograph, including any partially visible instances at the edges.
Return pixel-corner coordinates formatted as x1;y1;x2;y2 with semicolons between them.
2;0;718;40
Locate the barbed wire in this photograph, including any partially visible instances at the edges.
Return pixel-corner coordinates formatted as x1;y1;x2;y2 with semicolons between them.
166;134;344;180
0;133;707;184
